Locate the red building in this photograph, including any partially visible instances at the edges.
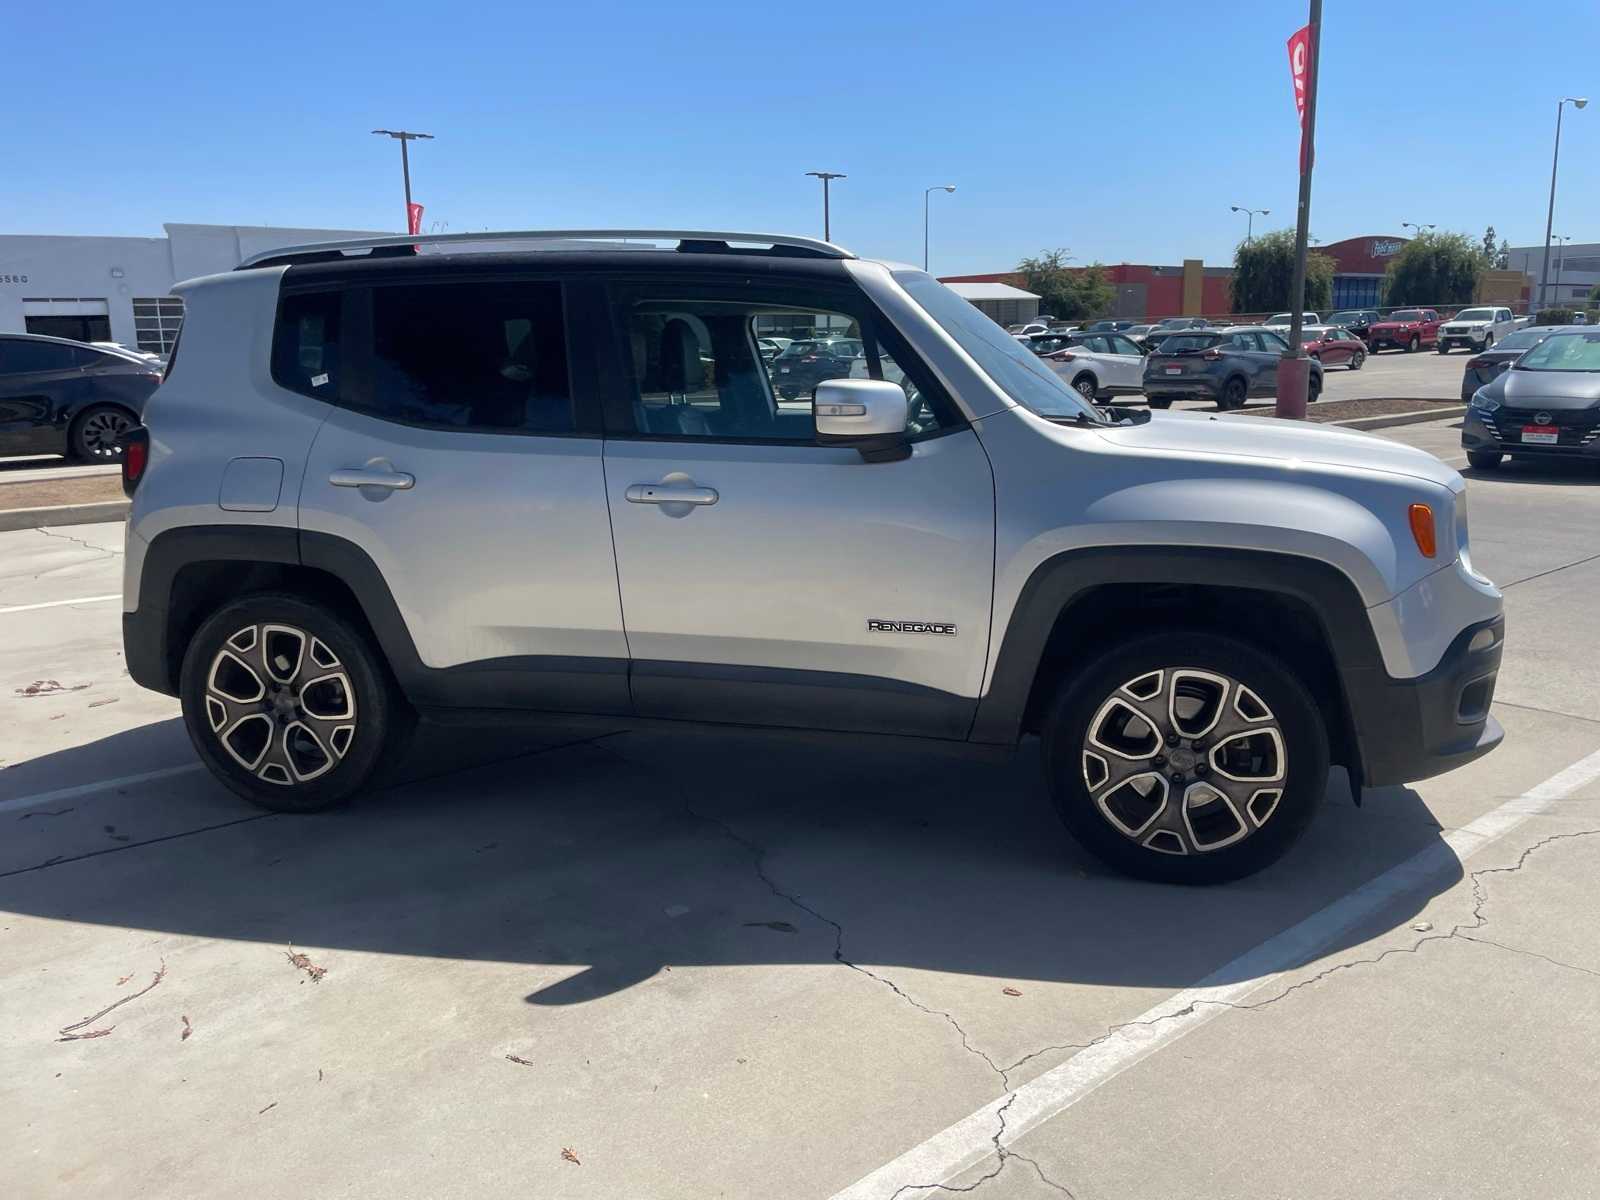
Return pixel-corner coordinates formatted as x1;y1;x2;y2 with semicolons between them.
941;261;1233;321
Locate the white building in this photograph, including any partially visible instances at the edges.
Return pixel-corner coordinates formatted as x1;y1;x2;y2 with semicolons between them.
0;223;385;354
1507;242;1600;311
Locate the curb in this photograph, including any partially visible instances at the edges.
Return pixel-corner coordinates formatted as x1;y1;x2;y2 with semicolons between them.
1331;405;1467;431
0;500;129;533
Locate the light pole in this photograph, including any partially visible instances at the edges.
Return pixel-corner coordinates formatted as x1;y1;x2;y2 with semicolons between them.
1400;221;1435;236
372;129;433;230
923;185;956;271
805;171;846;241
1539;97;1587;310
1553;234;1573;300
1230;205;1269;243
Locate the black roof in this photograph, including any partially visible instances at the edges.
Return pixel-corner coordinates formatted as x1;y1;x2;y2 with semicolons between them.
281;249;856;290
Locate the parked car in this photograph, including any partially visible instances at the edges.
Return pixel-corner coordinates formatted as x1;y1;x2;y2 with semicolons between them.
1325;309;1381;340
755;336;792;364
1457;326;1564;401
1436;307;1516;355
768;337;865;398
1462;327;1600;469
0;333;162;460
1265;312;1320;328
92;340;165;366
1143;326;1322;410
1367;308;1441;353
1084;320;1135;333
1300;325;1367;369
1026;331;1149;402
122;227;1502;885
1132;317;1214;351
1007;321;1051;336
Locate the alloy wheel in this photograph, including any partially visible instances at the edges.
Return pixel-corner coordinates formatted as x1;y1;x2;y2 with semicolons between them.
204;624;357;785
78;409;134;458
1080;667;1287;856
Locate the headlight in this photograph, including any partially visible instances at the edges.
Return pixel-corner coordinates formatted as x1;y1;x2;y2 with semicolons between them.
1470;388;1500;413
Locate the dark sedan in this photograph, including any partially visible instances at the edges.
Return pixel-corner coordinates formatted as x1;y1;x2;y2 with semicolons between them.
1143;326;1322;410
1457;325;1564;402
767;337;864;399
0;334;162;460
1326;308;1381;340
1462;329;1600;469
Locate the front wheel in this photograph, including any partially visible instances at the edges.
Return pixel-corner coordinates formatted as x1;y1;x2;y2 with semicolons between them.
180;594;402;813
1041;631;1329;883
1467;449;1504;470
1483;333;1495;350
1308;374;1321;402
1437;342;1451;354
1407;335;1420;353
1349;350;1365;370
1073;374;1099;403
1146;394;1173;410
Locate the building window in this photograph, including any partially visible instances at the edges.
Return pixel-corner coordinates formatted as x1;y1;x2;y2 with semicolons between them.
132;297;185;355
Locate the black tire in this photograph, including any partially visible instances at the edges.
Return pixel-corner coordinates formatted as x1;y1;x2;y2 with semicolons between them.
1073;374;1099;403
1483;333;1495;350
1219;376;1248;411
69;405;137;461
1349;350;1365;371
1041;630;1329;884
179;593;401;813
1308;373;1321;402
1407;335;1420;353
1467;450;1504;470
1146;394;1173;410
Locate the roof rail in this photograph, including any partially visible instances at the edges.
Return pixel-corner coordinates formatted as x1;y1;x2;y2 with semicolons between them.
236;229;856;270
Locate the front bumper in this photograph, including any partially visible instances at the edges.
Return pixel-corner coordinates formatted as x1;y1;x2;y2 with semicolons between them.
1368;331;1418;349
1142;372;1220;398
1346;616;1505;787
1462;407;1600;456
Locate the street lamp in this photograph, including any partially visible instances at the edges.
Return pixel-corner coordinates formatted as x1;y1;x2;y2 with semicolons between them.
805;171;846;242
1230;205;1269;243
1554;234;1573;299
923;185;955;271
371;129;433;231
1400;222;1436;235
1539;97;1587;310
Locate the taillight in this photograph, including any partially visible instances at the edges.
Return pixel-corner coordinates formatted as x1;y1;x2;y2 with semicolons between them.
1201;348;1223;361
1465;357;1489;370
1050;351;1076;362
121;426;150;497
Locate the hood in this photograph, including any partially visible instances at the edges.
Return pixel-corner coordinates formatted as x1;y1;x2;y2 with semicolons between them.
1495;367;1600;410
1093;409;1459;488
1443;318;1489;327
1369;319;1417;330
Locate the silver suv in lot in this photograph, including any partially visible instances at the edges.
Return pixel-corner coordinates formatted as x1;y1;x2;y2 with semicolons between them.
121;231;1505;884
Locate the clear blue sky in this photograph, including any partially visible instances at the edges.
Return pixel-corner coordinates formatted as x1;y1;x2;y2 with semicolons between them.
12;0;1598;274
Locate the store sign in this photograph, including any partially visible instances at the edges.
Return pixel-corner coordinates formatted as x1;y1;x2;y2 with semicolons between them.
0;272;30;284
1371;240;1402;257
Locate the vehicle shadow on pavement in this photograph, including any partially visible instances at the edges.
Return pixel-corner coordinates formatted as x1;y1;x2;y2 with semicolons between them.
1463;459;1600;487
0;717;1458;1006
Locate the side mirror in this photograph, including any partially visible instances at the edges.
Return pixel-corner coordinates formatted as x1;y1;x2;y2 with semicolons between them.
814;378;910;462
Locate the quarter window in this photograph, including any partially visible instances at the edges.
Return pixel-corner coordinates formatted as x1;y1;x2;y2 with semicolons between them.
0;339;85;375
271;291;342;400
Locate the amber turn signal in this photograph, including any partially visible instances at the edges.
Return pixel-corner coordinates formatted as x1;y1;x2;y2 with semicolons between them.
1408;503;1437;558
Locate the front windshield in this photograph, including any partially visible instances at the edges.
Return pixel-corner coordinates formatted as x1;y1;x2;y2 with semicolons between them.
1495;328;1547;352
1265;315;1290;325
1515;331;1600;371
1454;308;1494;322
1388;310;1423;322
897;273;1099;420
1329;311;1364;324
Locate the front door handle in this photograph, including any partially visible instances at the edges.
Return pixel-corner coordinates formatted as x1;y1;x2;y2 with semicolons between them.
330;468;414;490
626;483;718;506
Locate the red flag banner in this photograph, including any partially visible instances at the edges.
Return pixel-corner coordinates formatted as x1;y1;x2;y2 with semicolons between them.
1286;24;1313;173
407;202;424;235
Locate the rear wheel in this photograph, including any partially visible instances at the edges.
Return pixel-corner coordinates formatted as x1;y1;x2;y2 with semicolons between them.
69;405;136;461
1467;450;1504;470
1219;376;1247;411
180;594;401;813
1308;373;1321;402
1041;631;1328;883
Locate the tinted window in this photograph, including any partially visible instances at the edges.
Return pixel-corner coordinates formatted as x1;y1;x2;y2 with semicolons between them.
1259;331;1290;352
367;281;573;433
1495;329;1548;352
272;292;342;400
1109;335;1143;355
0;339;84;375
1161;335;1220;353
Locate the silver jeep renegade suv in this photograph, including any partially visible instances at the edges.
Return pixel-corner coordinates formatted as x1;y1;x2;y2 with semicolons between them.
120;230;1505;884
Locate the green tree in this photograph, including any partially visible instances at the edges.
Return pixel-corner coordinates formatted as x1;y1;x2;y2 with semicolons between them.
1016;250;1115;320
1481;225;1498;263
1496;238;1511;270
1587;283;1600;310
1382;231;1483;305
1229;229;1335;313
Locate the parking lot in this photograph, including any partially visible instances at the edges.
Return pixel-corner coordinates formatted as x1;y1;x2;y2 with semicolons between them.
2;414;1597;1199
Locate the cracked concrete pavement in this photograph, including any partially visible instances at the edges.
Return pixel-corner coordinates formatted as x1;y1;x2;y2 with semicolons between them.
2;417;1599;1198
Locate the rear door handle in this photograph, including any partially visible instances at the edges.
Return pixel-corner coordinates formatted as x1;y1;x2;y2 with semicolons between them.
625;483;718;506
329;468;414;490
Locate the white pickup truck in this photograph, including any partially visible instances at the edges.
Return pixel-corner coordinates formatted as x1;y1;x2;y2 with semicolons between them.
1437;306;1516;354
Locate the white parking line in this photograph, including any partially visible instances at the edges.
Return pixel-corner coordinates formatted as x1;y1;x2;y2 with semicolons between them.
0;593;121;615
0;763;205;815
832;746;1600;1199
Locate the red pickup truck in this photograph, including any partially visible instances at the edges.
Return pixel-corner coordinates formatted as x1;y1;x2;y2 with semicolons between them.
1366;308;1441;353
